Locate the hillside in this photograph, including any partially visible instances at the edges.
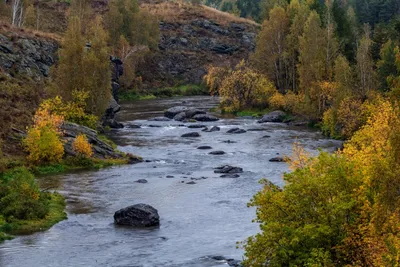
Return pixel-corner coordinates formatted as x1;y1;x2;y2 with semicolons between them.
137;1;259;88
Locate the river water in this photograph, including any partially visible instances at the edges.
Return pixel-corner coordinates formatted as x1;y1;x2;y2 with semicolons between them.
0;96;342;267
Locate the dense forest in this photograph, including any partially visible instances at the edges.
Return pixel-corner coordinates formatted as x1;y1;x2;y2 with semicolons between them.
1;0;400;265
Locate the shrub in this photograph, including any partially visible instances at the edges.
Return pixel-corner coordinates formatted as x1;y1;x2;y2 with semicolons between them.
243;151;363;266
268;92;285;110
72;134;93;158
41;93;98;129
204;65;231;96
219;61;276;112
0;168;49;221
23;106;64;165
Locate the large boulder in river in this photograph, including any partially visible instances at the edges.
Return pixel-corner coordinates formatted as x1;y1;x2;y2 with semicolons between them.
114;204;160;227
102;97;124;128
165;106;189;119
193;114;219;122
173;112;187;121
258;110;286;123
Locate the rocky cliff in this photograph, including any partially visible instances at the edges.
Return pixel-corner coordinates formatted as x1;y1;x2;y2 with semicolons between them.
0;23;59;80
138;2;259;88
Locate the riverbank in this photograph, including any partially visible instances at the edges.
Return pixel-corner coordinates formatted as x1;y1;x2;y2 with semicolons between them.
119;84;208;101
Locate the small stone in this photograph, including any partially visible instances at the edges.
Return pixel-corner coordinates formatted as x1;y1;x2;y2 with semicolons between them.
198;146;212;150
209;150;226;155
181;132;201;138
269;157;286;162
186;181;196;184
220;174;240;178
166;175;175;178
135;179;148;183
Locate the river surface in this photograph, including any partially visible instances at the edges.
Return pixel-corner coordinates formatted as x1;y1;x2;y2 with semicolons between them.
0;96;342;267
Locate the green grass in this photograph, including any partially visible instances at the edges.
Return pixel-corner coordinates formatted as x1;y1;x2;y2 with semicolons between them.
233;108;270;118
98;134;118;150
0;193;67;239
119;84;208;101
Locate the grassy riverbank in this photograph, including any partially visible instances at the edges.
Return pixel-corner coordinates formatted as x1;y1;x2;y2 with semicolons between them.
119;84;208;101
0;168;67;242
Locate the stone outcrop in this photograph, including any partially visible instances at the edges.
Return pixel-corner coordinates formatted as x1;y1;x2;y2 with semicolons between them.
258;110;286;123
62;122;124;159
0;31;58;80
114;204;160;227
137;2;259;88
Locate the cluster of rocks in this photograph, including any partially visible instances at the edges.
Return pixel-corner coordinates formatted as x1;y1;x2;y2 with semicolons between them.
258;110;286;123
164;106;219;122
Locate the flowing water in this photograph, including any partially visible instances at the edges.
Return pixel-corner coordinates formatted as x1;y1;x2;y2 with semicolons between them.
0;96;342;267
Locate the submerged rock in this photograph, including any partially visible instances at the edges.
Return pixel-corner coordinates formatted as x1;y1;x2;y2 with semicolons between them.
135;179;148;183
181;132;201;138
258;110;286;123
209;150;225;155
197;146;212;150
220;174;240;178
269;157;287;162
202;126;220;132
227;127;246;134
193;114;219;122
149;116;171;121
114;204;160;227
188;124;207;128
214;165;243;174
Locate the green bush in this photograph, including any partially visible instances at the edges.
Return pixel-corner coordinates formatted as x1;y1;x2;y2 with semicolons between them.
0;168;50;221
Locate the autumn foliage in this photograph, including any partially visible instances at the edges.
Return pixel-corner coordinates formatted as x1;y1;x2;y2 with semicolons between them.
244;100;400;266
72;134;93;158
23;103;65;165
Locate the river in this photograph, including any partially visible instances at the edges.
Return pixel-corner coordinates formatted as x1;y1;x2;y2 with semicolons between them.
0;96;342;267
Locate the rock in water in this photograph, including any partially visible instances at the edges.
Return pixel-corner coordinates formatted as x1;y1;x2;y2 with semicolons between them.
165;106;189;119
202;126;220;132
197;146;212;150
214;165;243;174
181;132;201;138
227;128;246;134
135;179;148;183
148;116;171;121
193;114;219;122
209;150;225;155
173;112;187;121
114;204;160;227
258;110;286;123
269;157;286;162
188;124;207;129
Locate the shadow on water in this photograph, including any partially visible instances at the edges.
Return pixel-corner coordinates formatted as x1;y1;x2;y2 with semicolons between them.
0;96;342;267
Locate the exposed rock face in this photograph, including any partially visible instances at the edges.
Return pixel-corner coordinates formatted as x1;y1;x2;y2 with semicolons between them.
102;98;124;129
114;204;160;227
62;122;124;159
137;3;259;88
0;32;58;80
258;110;286;123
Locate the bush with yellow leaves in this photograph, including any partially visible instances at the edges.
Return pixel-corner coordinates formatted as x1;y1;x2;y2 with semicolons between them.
203;65;231;96
41;91;98;129
24;106;65;164
72;134;93;158
218;61;276;112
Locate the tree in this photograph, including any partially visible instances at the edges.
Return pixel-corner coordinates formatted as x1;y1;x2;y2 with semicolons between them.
298;11;327;93
54;15;111;117
356;28;376;98
377;39;399;92
11;0;24;27
252;6;290;92
218;61;276;112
